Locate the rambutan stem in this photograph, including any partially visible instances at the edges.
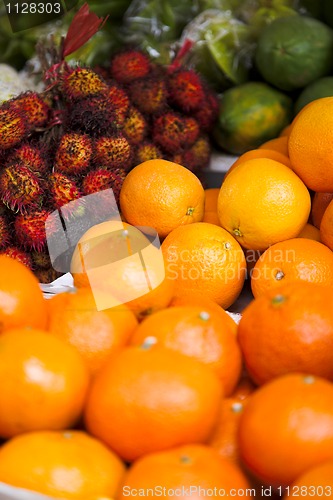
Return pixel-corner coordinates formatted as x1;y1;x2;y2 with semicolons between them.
168;38;194;73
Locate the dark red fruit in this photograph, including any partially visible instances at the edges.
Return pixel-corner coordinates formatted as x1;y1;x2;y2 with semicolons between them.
128;75;168;114
153;112;200;153
0;104;27;150
167;69;205;112
14;209;54;252
54;132;93;175
123;107;148;145
0;163;43;212
94;134;133;171
62;67;108;101
48;172;82;210
11;91;50;129
82;167;126;204
110;50;151;83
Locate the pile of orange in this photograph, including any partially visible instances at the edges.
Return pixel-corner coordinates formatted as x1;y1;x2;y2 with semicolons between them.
1;96;333;498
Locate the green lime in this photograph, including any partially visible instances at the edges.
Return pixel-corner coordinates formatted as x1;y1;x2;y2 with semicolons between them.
255;15;333;91
295;76;333;114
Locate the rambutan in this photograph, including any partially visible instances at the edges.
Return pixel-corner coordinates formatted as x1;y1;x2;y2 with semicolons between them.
123;107;148;145
11;91;50;130
9;143;49;176
135;142;163;164
31;250;52;269
48;172;82;210
0;104;27;150
152;112;200;154
110;49;151;84
193;91;220;132
167;68;205;112
0;214;11;248
14;209;52;252
107;83;131;127
0;246;33;270
61;67;108;101
82;167;126;204
68;95;117;135
128;74;168;114
54;132;93;175
175;135;211;172
94;134;133;171
0;163;43;212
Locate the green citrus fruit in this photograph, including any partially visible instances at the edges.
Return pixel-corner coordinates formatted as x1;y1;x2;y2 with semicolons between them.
295;76;333;114
213;81;292;155
255;15;333;91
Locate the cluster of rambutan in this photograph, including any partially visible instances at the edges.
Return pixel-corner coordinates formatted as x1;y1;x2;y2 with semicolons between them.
0;48;219;282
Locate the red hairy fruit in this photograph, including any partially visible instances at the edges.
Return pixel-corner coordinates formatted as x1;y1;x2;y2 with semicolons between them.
178;135;211;172
0;246;33;270
14;210;52;252
194;92;220;132
167;69;205;112
31;251;52;270
110;49;151;83
128;74;168;114
0;215;11;248
153;112;200;153
68;95;118;135
94;134;133;171
106;83;131;127
135;142;163;164
0;104;27;149
62;67;108;101
9;143;48;176
48;172;82;209
11;92;50;129
0;163;43;212
123;107;148;145
54;132;93;175
82;167;126;203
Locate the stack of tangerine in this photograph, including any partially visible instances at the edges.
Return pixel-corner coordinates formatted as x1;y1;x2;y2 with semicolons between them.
0;97;333;498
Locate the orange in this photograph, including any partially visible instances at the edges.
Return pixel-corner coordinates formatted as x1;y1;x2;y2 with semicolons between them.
203;188;220;225
208;397;249;465
226;148;292;178
47;287;138;376
129;305;242;395
85;344;222;462
0;430;125;499
71;220;175;320
288;97;333;192
284;461;333;499
218;158;311;251
169;293;237;334
239;373;333;487
251;238;333;297
320;199;333;252
0;255;48;332
311;192;333;228
0;328;89;439
259;135;289;156
238;281;333;385
119;159;205;238
118;444;251;500
297;222;321;241
161;222;246;309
